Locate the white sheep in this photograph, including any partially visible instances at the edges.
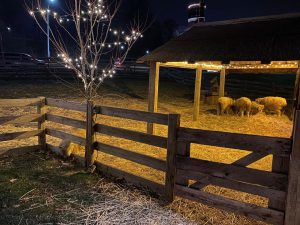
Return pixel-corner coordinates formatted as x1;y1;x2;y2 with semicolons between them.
255;97;287;116
234;97;252;117
217;97;235;115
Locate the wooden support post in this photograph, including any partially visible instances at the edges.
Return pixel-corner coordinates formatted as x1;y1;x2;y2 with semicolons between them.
165;113;180;203
193;66;203;121
147;62;160;134
219;68;226;98
37;97;46;150
175;141;191;186
285;110;300;225
269;155;289;211
85;100;95;168
292;67;300;120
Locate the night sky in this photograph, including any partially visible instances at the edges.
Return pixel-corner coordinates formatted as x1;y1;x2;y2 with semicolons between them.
1;0;300;27
149;0;300;26
0;0;300;56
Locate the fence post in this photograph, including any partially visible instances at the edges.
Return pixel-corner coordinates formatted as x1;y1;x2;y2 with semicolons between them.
37;97;46;150
285;110;300;225
268;155;289;211
175;141;191;186
165;113;180;203
85;100;95;168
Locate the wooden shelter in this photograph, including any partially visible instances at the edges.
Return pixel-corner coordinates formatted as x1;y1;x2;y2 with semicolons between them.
138;13;300;133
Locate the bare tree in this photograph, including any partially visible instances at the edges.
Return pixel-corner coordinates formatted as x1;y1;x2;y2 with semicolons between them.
27;0;147;100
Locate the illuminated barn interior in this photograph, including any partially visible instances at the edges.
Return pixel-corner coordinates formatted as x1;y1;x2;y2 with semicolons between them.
138;13;300;132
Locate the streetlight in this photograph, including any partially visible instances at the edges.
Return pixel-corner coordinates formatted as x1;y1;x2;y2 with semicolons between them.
47;0;55;58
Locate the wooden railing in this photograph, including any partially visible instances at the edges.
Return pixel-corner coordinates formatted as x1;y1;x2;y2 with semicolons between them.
0;97;45;155
44;98;87;164
93;105;178;200
1;97;299;225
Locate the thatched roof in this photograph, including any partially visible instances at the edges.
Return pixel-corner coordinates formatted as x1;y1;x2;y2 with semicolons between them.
138;13;300;63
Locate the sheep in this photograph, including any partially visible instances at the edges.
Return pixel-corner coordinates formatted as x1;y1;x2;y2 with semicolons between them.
251;101;264;115
255;97;287;116
217;97;235;115
234;97;252;117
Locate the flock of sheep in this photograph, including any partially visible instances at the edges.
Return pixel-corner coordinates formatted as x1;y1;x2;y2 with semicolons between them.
217;96;288;117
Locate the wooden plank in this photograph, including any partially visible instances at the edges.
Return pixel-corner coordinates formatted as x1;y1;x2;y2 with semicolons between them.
219;68;226;98
232;152;269;167
147;62;160;134
176;141;191;186
0;114;42;125
294;68;300;111
0;98;41;107
0;145;42;157
45;98;87;112
94;142;166;171
45;128;85;146
165;114;180;202
193;66;203;121
37;97;46;150
177;157;288;191
175;185;284;225
94;105;168;125
269;155;290;211
0;130;43;142
94;124;167;148
46;114;86;129
96;161;165;196
177;127;291;156
285;110;300;225
85;101;95;167
186;172;286;208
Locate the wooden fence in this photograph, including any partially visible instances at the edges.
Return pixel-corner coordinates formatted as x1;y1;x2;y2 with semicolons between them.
0;97;45;155
1;97;299;225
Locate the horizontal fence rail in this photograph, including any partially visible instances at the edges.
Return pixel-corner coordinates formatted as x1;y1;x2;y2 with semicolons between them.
177;127;291;156
0;114;43;125
175;185;284;225
176;157;288;191
94;106;169;125
0;130;43;142
45;128;85;146
94;142;166;172
94;124;168;148
46;114;86;129
0;98;42;107
45;98;87;112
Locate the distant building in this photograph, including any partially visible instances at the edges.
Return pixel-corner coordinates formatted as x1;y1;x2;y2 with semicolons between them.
187;1;206;26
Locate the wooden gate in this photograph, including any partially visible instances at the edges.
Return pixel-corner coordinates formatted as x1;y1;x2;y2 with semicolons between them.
171;127;291;224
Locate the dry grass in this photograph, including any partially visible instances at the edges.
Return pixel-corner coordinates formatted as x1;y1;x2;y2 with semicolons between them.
0;79;293;224
0;151;194;225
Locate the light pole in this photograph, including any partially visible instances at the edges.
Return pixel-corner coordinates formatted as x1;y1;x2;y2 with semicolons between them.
47;0;55;58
